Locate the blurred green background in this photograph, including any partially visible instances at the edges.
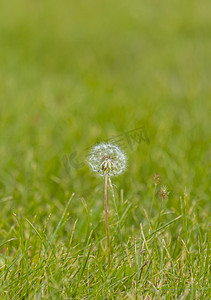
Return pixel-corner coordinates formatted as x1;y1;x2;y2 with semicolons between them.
0;0;210;227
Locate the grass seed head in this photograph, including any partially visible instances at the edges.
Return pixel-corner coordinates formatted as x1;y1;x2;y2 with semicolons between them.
159;185;169;200
152;173;161;186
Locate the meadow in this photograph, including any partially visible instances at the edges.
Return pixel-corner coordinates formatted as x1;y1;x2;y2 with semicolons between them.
0;0;210;298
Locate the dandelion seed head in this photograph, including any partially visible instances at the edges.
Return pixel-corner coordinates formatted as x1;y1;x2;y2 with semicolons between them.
87;143;127;177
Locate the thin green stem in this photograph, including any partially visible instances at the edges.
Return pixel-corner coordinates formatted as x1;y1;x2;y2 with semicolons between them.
104;172;111;270
108;177;123;244
149;185;157;219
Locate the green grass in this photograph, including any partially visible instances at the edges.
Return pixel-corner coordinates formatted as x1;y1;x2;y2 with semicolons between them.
0;0;211;298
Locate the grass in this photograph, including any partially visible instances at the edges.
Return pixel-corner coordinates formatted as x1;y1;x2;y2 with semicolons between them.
0;0;211;298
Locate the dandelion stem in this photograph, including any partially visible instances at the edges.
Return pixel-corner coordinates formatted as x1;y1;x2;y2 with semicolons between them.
104;172;111;270
108;177;123;245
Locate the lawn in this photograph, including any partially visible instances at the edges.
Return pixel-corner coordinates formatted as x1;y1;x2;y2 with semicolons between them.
0;0;210;299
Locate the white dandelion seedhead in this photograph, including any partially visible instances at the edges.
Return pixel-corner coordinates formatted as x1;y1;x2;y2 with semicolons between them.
87;143;127;177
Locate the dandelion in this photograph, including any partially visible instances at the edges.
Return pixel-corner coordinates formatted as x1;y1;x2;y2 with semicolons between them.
87;143;127;177
159;185;169;200
87;143;127;269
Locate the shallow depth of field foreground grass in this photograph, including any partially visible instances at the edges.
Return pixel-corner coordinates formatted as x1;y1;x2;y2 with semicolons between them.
0;0;211;299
